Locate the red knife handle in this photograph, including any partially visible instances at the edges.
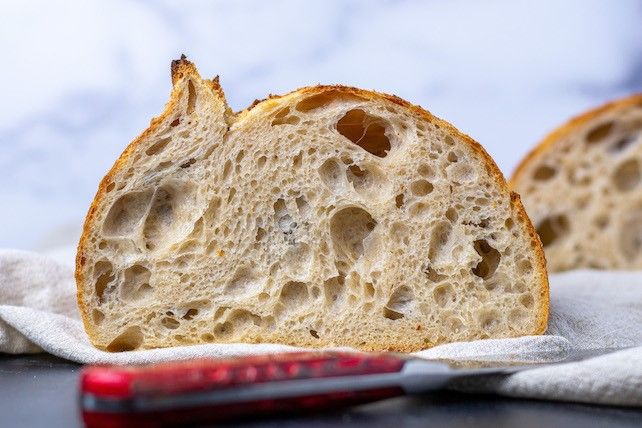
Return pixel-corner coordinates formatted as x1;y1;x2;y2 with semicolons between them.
80;351;407;427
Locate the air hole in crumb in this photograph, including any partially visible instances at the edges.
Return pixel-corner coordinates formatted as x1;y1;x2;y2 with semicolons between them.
103;190;153;237
595;215;609;229
330;207;376;270
384;286;413;320
610;133;638;153
433;284;454;307
318;158;345;191
509;309;528;324
295;196;310;216
383;307;404;321
309;329;320;339
423;264;446;282
409;202;429;217
536;214;570;247
445;207;458;222
170;118;180;127
106;326;143;352
472;240;501;279
364;282;375;299
323;276;346;310
292;151;303;168
272;113;300;126
618;209;642;261
271;107;293;125
447;152;458;162
203;197;221;229
257;156;267;169
228;309;262;328
226;267;266;296
146;138;171;156
279;281;310;311
410;179;433;196
395;194;405;208
222;160;232;180
311;286;321;299
106;183;115;193
186;80;196;114
161;317;180;329
295;90;365;112
447;317;464;334
273;107;290;118
533;165;557;181
428;221;452;261
121;264;153;302
348;164;366;177
336;109;391;157
484;281;498;291
94;261;115;302
156;161;173;171
92;309;105;325
505;218;514;230
227;187;236;204
180;158;196;168
214;322;233;339
613;159;640;191
341;156;354;165
479;310;501;331
586;121;614;144
346;163;390;197
517;259;533;275
182;309;198;320
98;241;107;250
520;294;534;308
418;164;434;178
143;185;187;251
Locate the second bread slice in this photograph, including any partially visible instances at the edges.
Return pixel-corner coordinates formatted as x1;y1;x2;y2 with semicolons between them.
512;94;642;272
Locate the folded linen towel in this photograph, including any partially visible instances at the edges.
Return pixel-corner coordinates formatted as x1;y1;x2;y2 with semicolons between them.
1;249;640;406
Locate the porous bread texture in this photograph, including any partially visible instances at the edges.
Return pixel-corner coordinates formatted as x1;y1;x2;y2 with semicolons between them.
512;94;642;272
76;58;548;353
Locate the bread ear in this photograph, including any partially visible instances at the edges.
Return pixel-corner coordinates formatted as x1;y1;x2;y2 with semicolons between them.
167;55;232;127
75;58;231;337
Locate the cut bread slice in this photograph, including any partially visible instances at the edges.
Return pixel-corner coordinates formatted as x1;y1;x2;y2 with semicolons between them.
512;94;642;272
76;58;548;352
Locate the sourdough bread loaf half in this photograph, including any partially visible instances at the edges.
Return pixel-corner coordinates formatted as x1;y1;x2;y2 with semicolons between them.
76;58;548;352
512;94;642;272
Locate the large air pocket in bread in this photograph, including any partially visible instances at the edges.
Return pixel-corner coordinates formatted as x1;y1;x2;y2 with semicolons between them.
76;58;548;352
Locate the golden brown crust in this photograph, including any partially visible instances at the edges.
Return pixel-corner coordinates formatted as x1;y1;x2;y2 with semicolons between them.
76;59;550;350
511;93;642;186
510;191;549;334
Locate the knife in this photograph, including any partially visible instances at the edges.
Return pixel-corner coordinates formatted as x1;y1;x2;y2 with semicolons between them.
79;348;618;427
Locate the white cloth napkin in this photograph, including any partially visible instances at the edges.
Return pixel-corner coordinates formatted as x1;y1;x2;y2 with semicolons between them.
1;249;641;407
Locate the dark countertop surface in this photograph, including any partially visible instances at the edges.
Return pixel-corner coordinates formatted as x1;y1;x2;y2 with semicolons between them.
1;353;640;428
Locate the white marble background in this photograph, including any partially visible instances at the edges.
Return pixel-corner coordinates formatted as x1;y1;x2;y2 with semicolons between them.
1;0;642;251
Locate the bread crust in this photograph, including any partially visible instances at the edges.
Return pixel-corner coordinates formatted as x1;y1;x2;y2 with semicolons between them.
76;58;549;349
511;94;642;186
